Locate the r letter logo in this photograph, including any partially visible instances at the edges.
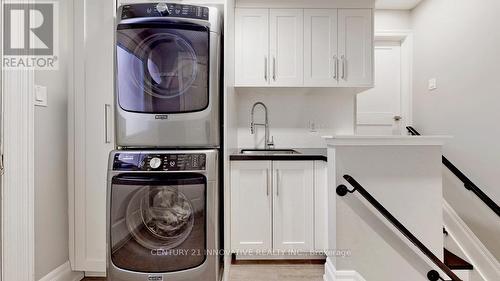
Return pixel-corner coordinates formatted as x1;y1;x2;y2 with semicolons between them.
3;2;59;69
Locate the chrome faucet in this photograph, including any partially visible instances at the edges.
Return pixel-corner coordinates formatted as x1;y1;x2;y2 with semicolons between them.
250;102;274;149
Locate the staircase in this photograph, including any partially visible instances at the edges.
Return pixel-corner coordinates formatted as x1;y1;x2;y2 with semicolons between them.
326;128;499;281
444;248;473;281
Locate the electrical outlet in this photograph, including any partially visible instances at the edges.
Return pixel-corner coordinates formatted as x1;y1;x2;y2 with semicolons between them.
309;121;317;132
428;78;437;91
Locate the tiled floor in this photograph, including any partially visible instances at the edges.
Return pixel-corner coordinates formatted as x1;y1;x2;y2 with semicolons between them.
82;264;325;281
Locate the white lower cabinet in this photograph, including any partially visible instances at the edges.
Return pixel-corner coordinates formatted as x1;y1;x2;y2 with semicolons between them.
231;160;327;255
273;161;314;251
230;161;272;251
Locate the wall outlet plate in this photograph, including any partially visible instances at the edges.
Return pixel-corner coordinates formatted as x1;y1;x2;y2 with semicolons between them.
428;78;437;91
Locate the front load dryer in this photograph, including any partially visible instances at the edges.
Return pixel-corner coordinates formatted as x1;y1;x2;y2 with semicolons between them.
107;149;220;281
115;3;221;148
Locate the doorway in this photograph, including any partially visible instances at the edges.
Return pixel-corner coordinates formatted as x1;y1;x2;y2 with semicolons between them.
356;32;413;135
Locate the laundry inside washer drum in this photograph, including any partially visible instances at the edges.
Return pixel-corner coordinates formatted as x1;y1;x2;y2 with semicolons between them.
126;186;195;250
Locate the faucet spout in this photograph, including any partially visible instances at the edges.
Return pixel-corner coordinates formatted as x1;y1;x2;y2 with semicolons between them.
250;102;274;149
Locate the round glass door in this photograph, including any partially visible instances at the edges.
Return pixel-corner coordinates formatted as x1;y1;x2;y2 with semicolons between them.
137;33;198;99
116;23;209;114
110;173;206;273
126;186;195;250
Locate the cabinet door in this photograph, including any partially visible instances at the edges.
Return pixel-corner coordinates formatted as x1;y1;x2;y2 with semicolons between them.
273;161;314;251
338;9;373;87
71;0;114;272
304;9;338;87
235;9;270;86
231;161;272;251
269;9;304;86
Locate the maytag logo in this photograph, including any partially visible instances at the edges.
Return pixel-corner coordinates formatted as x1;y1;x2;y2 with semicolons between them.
148;275;163;281
155;115;168;120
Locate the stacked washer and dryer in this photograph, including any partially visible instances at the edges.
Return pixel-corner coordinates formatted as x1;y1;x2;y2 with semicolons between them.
108;3;222;281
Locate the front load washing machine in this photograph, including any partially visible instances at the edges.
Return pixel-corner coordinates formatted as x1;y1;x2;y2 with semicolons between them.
115;3;221;148
107;149;220;281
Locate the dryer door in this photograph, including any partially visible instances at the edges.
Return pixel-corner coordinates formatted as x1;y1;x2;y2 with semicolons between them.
110;173;206;273
116;22;209;114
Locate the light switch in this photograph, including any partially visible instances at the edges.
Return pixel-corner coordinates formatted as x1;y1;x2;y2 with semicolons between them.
34;85;48;107
428;78;437;91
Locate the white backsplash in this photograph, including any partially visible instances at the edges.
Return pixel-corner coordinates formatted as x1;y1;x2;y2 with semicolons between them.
235;88;358;148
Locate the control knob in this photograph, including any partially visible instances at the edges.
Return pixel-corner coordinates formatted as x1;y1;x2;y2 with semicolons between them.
149;157;162;169
156;3;170;14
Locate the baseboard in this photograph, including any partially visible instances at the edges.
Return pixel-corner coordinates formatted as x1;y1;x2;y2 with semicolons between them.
443;200;500;281
323;257;367;281
39;261;84;281
84;271;107;277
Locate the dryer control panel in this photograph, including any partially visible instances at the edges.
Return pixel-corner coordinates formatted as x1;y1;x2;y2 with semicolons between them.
120;3;209;20
113;153;207;171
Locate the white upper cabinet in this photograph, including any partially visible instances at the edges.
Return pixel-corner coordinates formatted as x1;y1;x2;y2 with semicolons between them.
230;161;272;251
235;9;270;86
304;9;338;87
273;161;314;251
269;9;304;86
235;8;373;88
338;9;373;87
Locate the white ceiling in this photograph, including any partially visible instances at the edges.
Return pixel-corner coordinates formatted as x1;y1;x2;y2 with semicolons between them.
375;0;423;10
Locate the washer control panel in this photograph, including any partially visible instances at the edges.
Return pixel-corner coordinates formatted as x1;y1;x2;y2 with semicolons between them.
113;153;207;171
120;3;209;20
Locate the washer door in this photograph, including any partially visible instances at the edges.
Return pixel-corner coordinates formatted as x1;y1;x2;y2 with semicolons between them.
116;22;209;114
110;173;206;273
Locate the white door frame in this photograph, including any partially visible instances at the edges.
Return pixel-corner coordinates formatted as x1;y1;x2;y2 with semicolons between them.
1;1;36;281
373;30;414;130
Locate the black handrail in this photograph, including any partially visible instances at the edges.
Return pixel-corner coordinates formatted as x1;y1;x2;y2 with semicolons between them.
406;126;500;217
337;175;462;281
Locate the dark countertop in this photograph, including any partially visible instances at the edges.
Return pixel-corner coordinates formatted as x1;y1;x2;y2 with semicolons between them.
229;148;327;161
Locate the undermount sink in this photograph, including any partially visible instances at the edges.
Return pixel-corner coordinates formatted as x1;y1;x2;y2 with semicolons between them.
240;149;300;155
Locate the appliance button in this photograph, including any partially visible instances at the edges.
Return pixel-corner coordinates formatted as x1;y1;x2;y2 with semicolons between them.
149;157;162;169
156;3;169;14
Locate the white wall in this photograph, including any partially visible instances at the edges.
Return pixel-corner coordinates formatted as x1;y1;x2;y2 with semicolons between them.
235;88;357;148
375;9;411;30
411;0;500;260
34;0;72;279
334;145;444;280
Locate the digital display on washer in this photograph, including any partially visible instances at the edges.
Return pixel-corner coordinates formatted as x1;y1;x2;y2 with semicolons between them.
113;153;207;171
113;153;141;170
120;3;209;20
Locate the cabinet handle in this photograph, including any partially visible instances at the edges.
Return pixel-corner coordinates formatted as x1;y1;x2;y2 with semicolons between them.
266;169;270;196
333;55;338;79
273;57;276;81
104;104;112;144
341;55;346;80
276;169;280;196
264;56;268;81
